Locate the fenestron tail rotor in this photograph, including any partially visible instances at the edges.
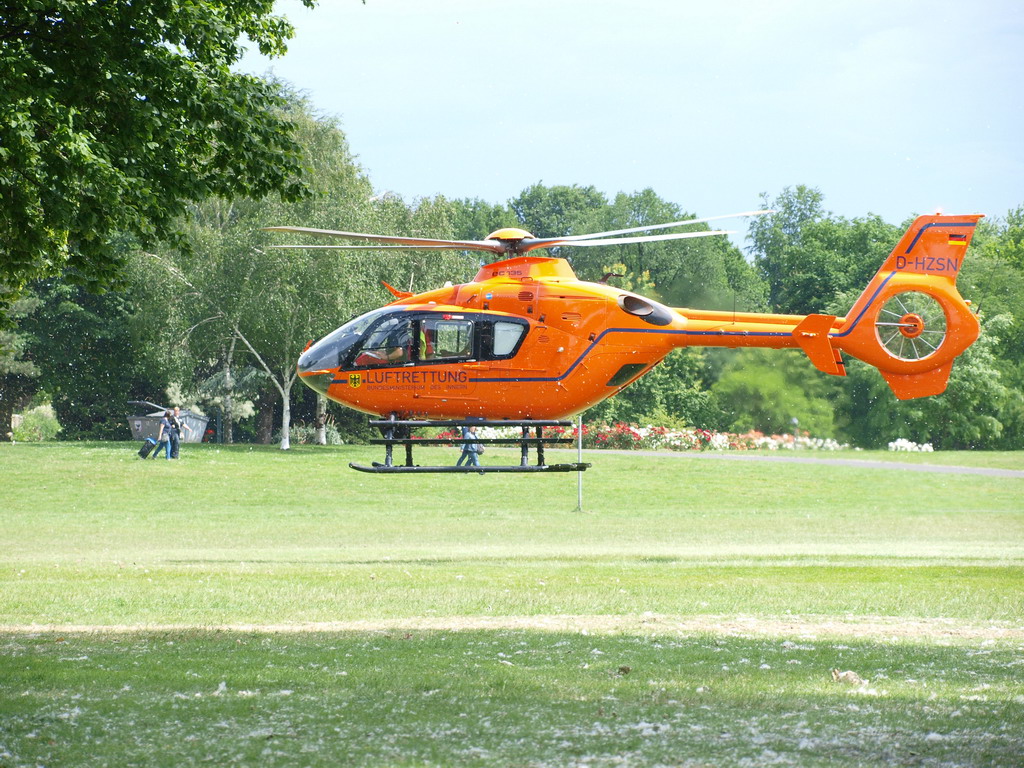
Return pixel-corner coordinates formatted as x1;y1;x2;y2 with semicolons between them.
874;290;948;361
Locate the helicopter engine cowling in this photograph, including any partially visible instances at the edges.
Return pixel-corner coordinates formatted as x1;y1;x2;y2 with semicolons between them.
616;294;675;326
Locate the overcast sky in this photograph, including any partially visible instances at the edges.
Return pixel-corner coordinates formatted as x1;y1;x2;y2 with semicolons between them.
240;0;1024;233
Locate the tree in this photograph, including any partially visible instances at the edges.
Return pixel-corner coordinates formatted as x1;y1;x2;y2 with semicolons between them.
18;265;170;440
147;104;374;448
150;103;476;449
841;315;1014;449
983;205;1024;271
449;198;514;241
951;210;1024;448
0;0;317;322
510;183;608;242
0;294;41;439
711;348;843;437
748;186;827;310
584;347;720;428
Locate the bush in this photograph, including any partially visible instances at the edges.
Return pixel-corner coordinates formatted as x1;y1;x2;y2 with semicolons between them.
12;405;62;442
279;420;345;446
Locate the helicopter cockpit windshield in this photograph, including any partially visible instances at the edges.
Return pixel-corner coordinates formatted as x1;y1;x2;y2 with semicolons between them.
297;307;389;377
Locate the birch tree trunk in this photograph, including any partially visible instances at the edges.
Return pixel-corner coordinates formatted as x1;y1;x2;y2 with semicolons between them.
279;365;293;451
223;335;236;444
315;394;327;445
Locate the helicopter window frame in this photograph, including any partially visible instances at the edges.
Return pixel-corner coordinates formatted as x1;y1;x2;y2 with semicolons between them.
342;311;530;369
472;314;529;362
419;317;476;363
346;314;416;368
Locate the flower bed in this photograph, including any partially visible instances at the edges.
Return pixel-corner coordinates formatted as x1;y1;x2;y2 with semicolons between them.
887;438;934;452
439;423;853;451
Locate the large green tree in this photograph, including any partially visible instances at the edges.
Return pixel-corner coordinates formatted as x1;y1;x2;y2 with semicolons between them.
146;106;375;448
449;198;514;242
953;210;1024;447
149;105;477;448
509;183;608;243
0;0;316;321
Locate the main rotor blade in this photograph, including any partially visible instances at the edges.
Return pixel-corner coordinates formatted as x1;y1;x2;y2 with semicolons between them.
267;245;465;250
520;229;734;252
554;209;773;242
262;226;507;254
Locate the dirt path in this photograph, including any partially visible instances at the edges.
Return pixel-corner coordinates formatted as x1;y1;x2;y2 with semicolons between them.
4;614;1022;641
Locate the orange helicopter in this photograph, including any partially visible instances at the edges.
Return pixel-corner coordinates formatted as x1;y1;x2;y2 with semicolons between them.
266;211;982;473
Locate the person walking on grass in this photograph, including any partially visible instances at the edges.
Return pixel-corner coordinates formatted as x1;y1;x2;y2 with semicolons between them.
169;406;192;459
153;410;173;460
455;425;483;470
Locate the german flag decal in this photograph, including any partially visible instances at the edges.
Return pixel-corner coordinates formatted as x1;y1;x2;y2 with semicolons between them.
948;233;968;245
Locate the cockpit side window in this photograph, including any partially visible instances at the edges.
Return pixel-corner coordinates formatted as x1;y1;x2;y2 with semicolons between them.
350;315;414;367
421;318;474;361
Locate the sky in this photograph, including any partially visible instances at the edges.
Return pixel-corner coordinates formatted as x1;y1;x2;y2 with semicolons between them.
240;0;1024;235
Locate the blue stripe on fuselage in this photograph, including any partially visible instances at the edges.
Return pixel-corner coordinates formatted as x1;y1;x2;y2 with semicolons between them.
469;272;898;384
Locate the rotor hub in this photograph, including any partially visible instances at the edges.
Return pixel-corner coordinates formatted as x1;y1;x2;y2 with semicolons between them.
898;312;924;338
485;227;535;241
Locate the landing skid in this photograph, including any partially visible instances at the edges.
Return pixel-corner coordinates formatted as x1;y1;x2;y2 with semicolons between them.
349;418;591;475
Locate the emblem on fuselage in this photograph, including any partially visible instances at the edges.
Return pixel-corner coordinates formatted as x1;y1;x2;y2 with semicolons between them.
348;373;362;388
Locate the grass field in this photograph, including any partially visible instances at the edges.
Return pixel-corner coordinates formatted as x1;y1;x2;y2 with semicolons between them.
1;442;1022;766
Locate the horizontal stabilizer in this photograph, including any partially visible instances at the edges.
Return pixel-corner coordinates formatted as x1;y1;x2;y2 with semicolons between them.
793;314;844;376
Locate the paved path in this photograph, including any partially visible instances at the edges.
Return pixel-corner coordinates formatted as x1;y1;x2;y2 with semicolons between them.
552;448;1024;478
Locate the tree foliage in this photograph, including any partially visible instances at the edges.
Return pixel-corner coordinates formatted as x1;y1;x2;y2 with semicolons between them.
0;0;316;320
842;315;1014;449
749;186;827;311
17;262;168;440
584;348;719;429
0;294;41;439
711;349;843;437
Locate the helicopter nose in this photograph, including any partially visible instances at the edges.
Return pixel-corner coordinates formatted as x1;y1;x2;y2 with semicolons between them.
299;370;334;396
297;348;335;395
